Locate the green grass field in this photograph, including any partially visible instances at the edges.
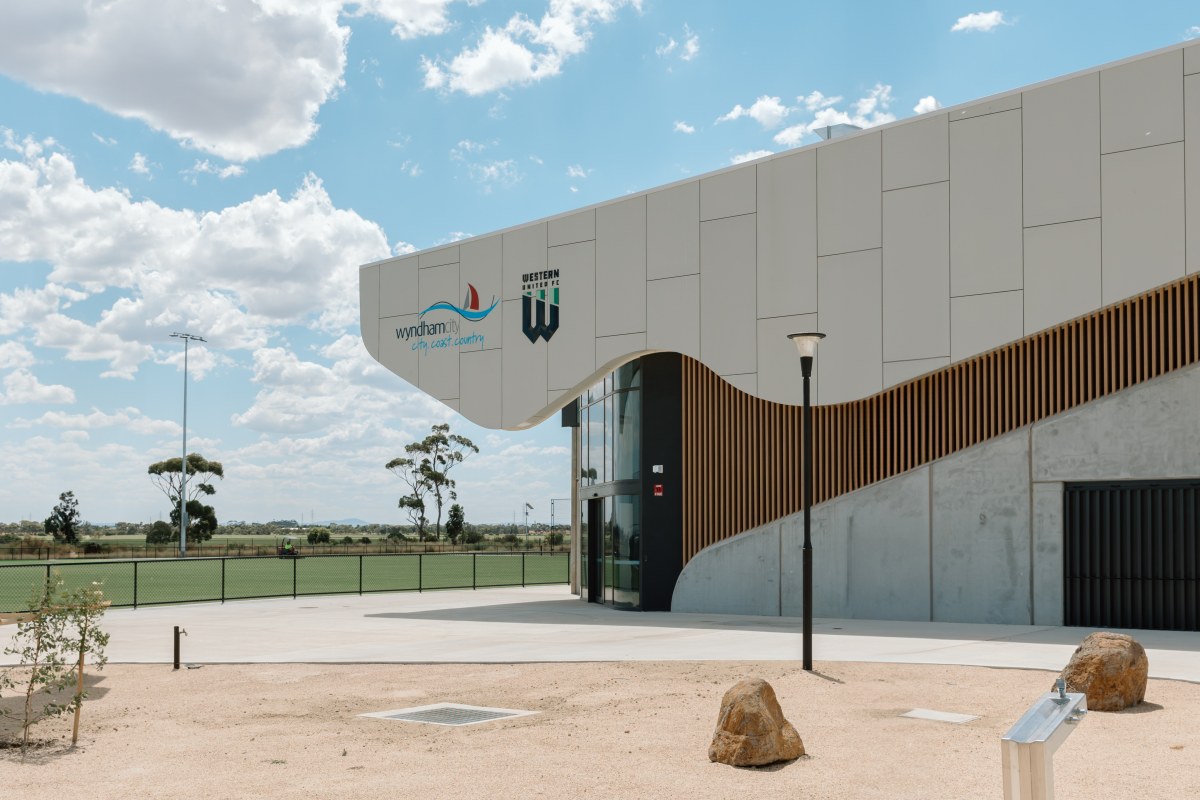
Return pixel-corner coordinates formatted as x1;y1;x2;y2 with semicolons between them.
0;552;568;612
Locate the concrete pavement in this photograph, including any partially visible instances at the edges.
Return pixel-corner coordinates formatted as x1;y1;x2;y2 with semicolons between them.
2;585;1196;681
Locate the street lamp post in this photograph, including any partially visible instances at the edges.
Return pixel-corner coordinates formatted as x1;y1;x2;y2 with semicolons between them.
170;332;206;557
787;332;825;671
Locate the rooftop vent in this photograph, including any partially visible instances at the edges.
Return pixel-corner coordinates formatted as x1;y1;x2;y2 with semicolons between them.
814;123;862;141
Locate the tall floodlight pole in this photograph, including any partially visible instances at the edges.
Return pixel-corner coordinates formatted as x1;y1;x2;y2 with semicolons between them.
170;332;206;557
524;502;533;546
787;332;825;672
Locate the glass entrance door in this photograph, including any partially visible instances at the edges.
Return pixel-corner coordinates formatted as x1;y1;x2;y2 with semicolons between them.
582;495;640;608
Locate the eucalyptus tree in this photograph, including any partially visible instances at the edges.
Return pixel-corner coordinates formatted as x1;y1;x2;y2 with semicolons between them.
147;453;224;543
387;423;478;540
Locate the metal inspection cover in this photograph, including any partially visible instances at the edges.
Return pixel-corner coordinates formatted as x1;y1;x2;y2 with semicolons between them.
900;708;980;724
360;703;538;727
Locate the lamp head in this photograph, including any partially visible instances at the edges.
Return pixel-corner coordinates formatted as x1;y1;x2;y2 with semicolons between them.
786;332;826;359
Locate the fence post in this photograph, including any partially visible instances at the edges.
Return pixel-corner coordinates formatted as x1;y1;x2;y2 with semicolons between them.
522;552;526;587
221;558;226;604
45;562;50;586
292;555;297;599
418;553;422;593
133;560;138;609
359;554;363;595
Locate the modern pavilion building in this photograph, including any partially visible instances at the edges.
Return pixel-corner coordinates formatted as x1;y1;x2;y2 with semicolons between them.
361;40;1200;631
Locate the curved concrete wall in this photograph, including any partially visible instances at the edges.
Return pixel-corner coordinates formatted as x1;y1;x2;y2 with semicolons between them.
362;40;1200;430
671;362;1200;625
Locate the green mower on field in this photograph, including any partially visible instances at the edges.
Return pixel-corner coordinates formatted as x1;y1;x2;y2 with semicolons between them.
276;537;302;558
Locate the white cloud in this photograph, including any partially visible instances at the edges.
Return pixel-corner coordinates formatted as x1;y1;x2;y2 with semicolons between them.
182;160;246;183
129;152;152;175
0;341;35;369
680;25;700;61
913;95;942;114
773;83;897;147
399;159;422;177
13;406;179;436
1185;26;1200;40
0;369;75;405
468;159;520;191
0;284;89;337
656;24;699;61
92;133;117;146
566;164;590;179
730;149;773;165
717;95;791;130
673;120;695;134
951;11;1010;32
420;0;641;95
450;139;489;159
0;0;352;161
528;154;545;165
346;0;462;40
0;142;391;376
802;90;841;111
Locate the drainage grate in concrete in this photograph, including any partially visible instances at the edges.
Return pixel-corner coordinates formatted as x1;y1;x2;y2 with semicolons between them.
900;708;980;724
360;703;538;727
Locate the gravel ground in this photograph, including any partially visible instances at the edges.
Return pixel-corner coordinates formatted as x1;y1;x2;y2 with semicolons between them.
2;661;1197;799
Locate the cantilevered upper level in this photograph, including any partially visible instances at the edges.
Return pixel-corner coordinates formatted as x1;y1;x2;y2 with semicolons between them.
361;39;1200;429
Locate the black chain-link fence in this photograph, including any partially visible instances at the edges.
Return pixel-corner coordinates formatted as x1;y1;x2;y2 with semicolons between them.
0;542;568;561
0;552;569;612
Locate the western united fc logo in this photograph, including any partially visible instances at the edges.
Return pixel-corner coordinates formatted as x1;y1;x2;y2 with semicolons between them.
521;269;560;343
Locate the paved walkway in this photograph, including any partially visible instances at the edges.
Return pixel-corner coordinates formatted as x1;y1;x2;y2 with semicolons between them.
2;585;1196;681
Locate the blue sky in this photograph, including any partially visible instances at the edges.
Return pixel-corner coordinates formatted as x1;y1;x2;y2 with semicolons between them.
0;1;1196;526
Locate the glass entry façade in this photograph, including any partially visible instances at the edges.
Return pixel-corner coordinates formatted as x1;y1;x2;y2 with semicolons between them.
574;354;683;611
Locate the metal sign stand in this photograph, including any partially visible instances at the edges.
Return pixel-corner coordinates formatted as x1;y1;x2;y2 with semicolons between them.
1001;679;1088;800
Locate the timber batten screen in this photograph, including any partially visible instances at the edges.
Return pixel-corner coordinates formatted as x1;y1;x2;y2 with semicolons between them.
681;272;1200;564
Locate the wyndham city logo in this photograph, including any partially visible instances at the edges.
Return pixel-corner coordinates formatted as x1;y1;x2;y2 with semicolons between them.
521;269;560;343
395;282;494;351
417;282;498;321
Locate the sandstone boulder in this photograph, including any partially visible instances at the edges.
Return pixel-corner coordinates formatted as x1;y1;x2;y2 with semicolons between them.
708;678;804;766
1059;631;1148;712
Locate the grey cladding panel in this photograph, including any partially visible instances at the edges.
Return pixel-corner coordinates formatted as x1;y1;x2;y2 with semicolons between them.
699;215;757;376
1100;49;1183;153
418;245;458;269
950;109;1023;296
1101;143;1185;304
882;182;949;362
647;182;700;279
647;275;699;358
1023;219;1101;335
816;248;882;404
1022;73;1101;227
359;265;379;359
503;223;547;301
595;196;647;337
379;255;418;317
546;241;596;391
882;113;948;190
700;165;756;221
756;151;816;318
817;132;881;256
548;209;595;247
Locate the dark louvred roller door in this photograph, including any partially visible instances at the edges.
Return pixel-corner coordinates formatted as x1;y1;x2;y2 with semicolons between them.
1064;480;1199;631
